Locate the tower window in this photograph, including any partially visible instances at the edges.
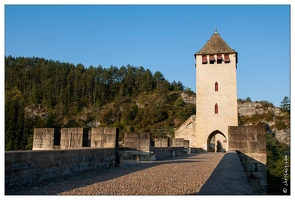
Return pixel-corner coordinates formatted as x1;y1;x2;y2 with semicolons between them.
209;55;215;64
215;103;218;114
202;55;208;64
215;81;218;91
217;54;222;64
224;54;230;63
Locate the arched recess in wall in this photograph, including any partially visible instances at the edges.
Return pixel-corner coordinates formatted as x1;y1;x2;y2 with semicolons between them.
207;130;226;152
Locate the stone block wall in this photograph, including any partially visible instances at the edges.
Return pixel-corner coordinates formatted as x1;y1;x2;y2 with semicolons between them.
60;128;85;149
154;138;169;147
172;147;185;156
228;125;266;167
228;126;266;161
90;127;119;148
171;138;184;147
150;147;173;159
124;132;139;150
5;148;117;190
139;133;151;152
33;127;119;150
124;132;151;152
174;115;197;147
184;140;189;149
121;134;187;161
150;147;185;160
228;125;267;194
33;128;56;150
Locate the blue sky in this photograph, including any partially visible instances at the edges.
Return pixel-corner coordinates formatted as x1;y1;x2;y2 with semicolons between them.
3;3;291;107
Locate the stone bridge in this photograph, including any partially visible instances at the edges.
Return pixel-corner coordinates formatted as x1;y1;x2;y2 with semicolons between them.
6;151;257;195
5;126;267;195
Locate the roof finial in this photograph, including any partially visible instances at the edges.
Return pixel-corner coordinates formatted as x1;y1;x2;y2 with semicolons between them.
215;26;218;34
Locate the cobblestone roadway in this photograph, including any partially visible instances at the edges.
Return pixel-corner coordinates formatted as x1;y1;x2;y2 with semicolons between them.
6;152;224;195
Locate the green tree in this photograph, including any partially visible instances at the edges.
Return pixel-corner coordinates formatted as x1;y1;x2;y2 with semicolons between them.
170;81;184;91
141;69;153;93
153;71;165;91
280;96;290;114
245;97;252;102
5;87;25;150
259;100;274;109
174;97;186;107
266;132;290;194
120;102;138;124
30;83;42;105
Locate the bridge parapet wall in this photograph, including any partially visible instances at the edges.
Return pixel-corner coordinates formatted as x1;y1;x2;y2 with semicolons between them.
228;125;267;194
33;128;56;150
150;147;185;160
154;138;169;147
5;148;117;190
60;128;84;149
123;132;151;152
90;127;119;148
33;127;119;150
198;150;253;194
171;138;184;147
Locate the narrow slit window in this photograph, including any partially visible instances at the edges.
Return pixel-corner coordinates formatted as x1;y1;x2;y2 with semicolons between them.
209;55;215;64
215;103;218;114
215;81;218;91
217;54;222;64
202;55;208;64
224;54;230;63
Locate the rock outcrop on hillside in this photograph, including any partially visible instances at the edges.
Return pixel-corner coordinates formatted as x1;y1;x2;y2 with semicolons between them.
180;94;290;145
181;92;196;104
237;102;282;116
237;101;290;145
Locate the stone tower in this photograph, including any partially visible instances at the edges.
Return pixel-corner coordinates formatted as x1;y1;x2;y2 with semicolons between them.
174;30;238;152
194;30;238;151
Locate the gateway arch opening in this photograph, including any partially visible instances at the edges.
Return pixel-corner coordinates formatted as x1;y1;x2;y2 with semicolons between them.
207;130;227;152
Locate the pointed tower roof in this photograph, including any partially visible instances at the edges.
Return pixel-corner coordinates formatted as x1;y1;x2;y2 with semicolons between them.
194;32;236;57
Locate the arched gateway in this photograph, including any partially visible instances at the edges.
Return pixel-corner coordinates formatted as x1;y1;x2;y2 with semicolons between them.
207;130;227;152
175;30;238;151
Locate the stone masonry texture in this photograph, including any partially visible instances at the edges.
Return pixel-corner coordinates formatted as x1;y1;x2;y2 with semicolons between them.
5;148;116;190
124;132;151;152
33;128;56;150
228;125;267;194
6;153;224;195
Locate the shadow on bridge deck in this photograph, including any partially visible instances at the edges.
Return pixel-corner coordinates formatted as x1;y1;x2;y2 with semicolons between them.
6;153;212;195
195;150;253;195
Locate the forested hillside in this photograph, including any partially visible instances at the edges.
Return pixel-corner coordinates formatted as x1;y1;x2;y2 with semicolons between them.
5;56;290;194
5;56;195;150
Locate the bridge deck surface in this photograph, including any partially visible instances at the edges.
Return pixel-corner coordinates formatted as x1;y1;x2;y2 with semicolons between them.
6;152;225;195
